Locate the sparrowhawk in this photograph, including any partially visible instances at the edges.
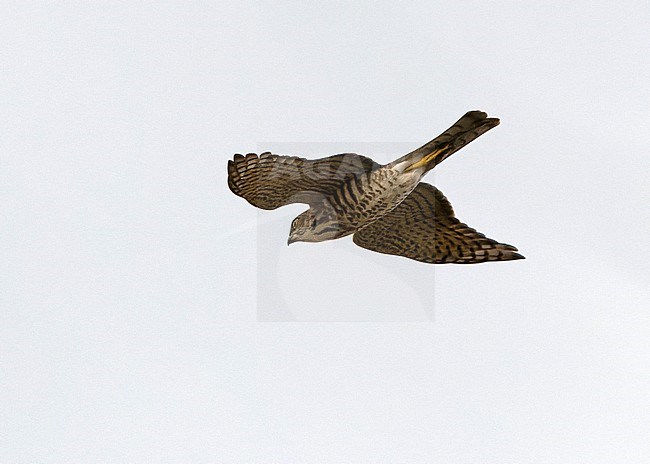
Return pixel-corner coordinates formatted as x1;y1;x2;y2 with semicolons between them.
227;111;524;264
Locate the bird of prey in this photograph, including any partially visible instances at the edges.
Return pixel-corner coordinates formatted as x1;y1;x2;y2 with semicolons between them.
227;111;524;264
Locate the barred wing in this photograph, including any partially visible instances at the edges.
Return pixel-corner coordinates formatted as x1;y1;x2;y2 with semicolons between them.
353;183;524;264
228;152;380;210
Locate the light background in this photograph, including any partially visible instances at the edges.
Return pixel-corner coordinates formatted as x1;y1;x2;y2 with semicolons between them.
2;1;649;462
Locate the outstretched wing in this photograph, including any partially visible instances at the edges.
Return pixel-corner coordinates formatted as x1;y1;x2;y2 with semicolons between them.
353;183;524;264
228;152;380;210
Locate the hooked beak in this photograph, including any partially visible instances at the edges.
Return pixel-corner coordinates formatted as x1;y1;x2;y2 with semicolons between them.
287;236;295;246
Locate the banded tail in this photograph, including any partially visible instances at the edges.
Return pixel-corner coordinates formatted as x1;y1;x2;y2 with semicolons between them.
397;111;500;173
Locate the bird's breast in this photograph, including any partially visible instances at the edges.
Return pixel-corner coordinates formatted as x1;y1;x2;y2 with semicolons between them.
329;168;420;228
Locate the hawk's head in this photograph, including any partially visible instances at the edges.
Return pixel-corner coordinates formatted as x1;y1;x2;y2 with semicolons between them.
287;209;344;245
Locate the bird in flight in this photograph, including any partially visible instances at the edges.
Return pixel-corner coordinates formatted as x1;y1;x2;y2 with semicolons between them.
228;111;524;264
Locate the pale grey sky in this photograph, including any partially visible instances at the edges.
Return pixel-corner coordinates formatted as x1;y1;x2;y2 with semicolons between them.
2;1;649;462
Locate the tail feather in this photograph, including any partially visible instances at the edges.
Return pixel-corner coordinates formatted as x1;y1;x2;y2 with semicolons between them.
399;111;500;173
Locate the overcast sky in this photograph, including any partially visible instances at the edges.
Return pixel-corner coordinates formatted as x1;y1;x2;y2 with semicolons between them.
2;1;649;462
